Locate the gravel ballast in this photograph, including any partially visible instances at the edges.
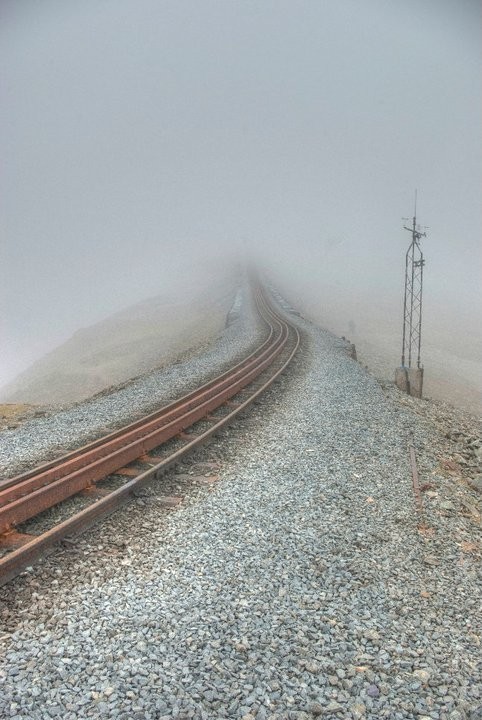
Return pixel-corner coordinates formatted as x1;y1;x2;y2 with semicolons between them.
0;295;480;720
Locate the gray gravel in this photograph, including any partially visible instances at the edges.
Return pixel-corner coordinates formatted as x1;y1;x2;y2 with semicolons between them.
0;282;264;478
0;295;481;720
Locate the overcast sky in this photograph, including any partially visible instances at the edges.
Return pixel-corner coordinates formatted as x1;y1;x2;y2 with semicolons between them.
1;0;481;388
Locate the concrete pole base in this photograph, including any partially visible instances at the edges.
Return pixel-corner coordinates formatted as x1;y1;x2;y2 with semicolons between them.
408;367;424;398
394;366;423;398
395;367;409;393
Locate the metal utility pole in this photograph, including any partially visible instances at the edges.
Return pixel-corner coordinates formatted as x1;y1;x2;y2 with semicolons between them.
396;192;427;398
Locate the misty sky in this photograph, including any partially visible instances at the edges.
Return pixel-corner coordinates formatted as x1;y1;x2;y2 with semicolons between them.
1;0;481;389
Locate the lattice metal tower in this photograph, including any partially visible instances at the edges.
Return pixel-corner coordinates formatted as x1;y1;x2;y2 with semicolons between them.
401;195;426;369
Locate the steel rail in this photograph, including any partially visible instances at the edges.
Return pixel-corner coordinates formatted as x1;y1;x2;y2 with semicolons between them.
0;296;285;515
0;286;300;584
0;293;277;493
0;320;287;532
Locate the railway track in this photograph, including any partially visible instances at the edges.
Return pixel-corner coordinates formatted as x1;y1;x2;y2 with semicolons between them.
0;285;300;585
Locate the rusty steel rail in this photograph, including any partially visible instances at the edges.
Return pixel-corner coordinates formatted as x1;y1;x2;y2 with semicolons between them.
0;285;300;585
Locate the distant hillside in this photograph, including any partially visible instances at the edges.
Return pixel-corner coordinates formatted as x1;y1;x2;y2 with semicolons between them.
2;278;237;406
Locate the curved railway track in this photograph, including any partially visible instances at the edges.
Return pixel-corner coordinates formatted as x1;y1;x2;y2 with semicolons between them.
0;286;300;585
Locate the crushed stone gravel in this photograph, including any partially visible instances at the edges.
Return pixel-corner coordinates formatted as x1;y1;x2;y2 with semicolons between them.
0;293;480;720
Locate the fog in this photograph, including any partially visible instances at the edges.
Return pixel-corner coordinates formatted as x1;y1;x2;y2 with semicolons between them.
1;1;481;411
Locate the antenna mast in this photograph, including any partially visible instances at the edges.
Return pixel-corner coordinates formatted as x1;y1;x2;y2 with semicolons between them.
397;191;427;397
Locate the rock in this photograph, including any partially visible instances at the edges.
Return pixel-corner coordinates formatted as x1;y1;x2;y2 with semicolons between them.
366;684;380;698
307;702;324;716
439;500;456;511
413;669;431;684
157;495;183;507
351;703;366;718
469;474;482;493
324;702;343;714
